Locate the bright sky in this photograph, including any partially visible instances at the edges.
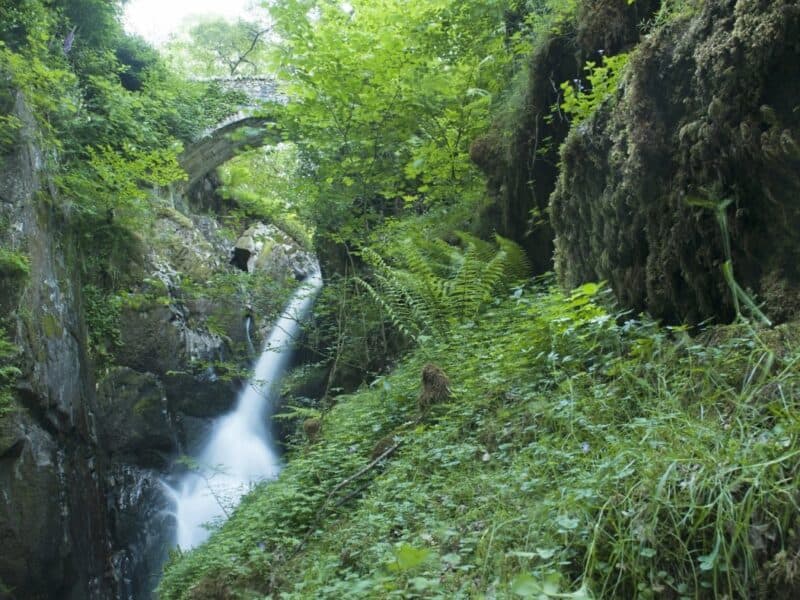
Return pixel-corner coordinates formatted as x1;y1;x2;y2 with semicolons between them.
124;0;257;45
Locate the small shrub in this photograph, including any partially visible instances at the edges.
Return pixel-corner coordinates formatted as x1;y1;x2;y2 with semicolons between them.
558;52;630;124
0;248;29;278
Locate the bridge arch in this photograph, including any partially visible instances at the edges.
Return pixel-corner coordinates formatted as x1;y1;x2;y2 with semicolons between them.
179;114;281;186
179;76;284;186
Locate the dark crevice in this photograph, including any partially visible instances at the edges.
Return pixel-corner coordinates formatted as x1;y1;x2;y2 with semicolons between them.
230;247;251;272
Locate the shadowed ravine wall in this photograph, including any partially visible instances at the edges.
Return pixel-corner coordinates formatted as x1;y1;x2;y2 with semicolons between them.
476;0;800;325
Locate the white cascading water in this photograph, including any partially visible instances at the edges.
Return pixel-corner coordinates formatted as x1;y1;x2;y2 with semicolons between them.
164;267;323;550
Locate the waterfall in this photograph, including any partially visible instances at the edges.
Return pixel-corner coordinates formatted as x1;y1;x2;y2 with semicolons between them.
245;314;256;358
164;268;323;550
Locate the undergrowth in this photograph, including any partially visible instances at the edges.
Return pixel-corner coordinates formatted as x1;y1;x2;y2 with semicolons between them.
159;280;800;599
0;326;21;415
357;233;530;342
558;52;630;125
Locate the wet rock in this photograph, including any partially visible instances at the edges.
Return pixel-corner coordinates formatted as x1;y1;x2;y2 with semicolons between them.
113;297;239;420
106;464;173;600
0;93;113;597
115;305;185;376
175;414;215;455
94;368;175;467
232;222;316;280
0;411;66;597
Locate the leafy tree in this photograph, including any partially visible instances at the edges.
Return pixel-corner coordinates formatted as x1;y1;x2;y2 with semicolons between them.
267;0;521;245
165;17;271;77
218;144;317;247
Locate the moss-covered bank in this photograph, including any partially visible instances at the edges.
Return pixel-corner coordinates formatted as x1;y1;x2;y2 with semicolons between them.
472;0;660;274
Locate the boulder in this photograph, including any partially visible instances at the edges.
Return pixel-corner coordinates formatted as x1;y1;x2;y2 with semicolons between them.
231;222;316;280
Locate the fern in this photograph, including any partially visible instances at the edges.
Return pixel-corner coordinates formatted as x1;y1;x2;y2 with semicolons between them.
447;241;488;320
358;233;531;341
496;234;531;284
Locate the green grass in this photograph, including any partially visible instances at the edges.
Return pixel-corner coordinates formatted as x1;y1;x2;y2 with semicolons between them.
159;281;800;599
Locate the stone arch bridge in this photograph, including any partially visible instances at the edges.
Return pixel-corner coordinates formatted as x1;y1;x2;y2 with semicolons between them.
179;76;284;186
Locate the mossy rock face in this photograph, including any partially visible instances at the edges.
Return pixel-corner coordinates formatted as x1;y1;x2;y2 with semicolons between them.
40;312;63;339
113;305;238;419
151;210;222;283
472;0;656;274
0;410;66;595
575;0;661;52
551;0;800;324
114;305;185;375
231;222;316;280
94;367;175;466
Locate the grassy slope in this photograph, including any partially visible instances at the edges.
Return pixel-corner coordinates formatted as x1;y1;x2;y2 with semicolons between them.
160;282;800;599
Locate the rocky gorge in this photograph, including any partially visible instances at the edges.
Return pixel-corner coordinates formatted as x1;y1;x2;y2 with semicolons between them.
2;0;800;597
0;94;315;598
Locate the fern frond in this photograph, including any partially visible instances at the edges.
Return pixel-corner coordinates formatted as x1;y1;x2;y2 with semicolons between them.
481;248;509;302
454;231;496;262
495;234;531;284
354;276;420;341
357;232;531;342
447;242;488;320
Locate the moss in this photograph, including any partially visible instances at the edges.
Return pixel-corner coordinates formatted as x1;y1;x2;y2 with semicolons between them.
253;239;276;270
156;204;195;229
550;0;800;324
0;248;29;278
40;312;62;339
576;0;661;52
132;395;156;416
473;0;657;275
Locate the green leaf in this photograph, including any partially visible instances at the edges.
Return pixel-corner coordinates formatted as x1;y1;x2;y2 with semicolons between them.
511;573;542;597
698;536;720;572
388;544;433;572
536;548;559;559
555;515;579;530
542;572;562;594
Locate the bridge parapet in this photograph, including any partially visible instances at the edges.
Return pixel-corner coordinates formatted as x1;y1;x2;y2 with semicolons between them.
192;76;280;103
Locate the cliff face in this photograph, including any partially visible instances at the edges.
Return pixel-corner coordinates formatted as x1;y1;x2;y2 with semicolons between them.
0;95;112;599
551;0;800;324
0;96;315;599
472;0;660;274
476;0;800;325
